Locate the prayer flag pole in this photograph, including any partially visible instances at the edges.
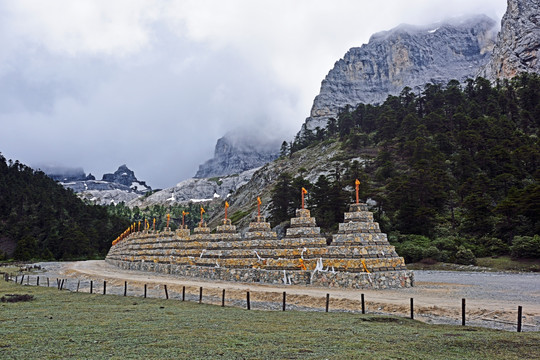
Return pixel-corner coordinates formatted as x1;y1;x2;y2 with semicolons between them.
182;211;189;227
301;187;308;209
355;179;360;204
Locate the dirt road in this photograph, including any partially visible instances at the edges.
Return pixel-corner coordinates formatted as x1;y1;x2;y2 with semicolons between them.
37;260;540;331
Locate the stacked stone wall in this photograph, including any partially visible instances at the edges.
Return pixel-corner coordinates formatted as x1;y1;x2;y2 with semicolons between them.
106;205;414;289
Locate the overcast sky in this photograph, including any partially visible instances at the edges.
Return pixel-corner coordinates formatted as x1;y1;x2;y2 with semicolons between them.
0;0;507;188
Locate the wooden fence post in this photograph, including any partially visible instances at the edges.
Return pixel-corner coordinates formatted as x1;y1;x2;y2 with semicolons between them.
247;291;251;310
182;286;185;301
90;280;93;294
462;299;466;326
517;306;522;332
410;298;414;320
37;276;40;286
361;293;365;314
283;292;286;312
103;281;106;295
164;285;169;300
144;284;147;298
199;287;203;304
47;277;49;287
77;280;80;292
222;289;225;307
20;275;24;284
326;293;330;313
124;281;127;296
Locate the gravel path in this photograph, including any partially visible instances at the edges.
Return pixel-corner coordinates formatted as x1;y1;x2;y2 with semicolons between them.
16;261;540;332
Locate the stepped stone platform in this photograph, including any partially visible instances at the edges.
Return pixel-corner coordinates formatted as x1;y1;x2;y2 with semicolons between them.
106;204;413;289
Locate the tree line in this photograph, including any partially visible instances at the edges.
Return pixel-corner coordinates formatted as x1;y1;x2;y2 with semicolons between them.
0;156;130;261
274;74;540;263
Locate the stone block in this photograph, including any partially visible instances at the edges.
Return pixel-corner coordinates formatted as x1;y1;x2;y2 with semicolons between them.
193;226;210;234
343;211;374;222
295;208;311;218
290;217;317;227
285;227;322;237
248;222;271;231
348;203;369;212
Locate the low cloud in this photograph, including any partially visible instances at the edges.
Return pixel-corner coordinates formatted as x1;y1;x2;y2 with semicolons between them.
0;0;507;188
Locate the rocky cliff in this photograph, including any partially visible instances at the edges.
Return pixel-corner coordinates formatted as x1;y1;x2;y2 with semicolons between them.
205;141;352;229
480;0;540;80
129;167;259;208
301;15;497;132
58;165;151;205
101;164;151;193
195;133;279;178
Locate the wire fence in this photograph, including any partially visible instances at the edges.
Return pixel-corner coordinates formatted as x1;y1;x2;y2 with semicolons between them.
2;272;533;333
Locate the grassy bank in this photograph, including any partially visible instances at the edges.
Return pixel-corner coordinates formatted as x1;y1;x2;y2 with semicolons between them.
407;256;540;272
1;280;538;359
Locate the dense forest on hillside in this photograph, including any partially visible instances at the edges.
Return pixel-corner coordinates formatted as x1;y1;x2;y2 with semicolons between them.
0;155;129;260
274;74;540;263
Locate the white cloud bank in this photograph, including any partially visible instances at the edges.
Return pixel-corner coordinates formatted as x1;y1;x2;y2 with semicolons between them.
0;0;507;188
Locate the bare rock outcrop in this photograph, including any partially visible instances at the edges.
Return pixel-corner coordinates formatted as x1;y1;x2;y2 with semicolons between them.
301;15;497;133
195;133;279;178
480;0;540;80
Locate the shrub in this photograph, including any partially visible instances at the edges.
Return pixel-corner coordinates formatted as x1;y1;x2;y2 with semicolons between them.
1;294;34;303
396;234;432;246
396;242;424;263
455;246;477;265
473;236;509;257
422;246;442;262
432;236;460;252
510;235;540;259
439;250;451;263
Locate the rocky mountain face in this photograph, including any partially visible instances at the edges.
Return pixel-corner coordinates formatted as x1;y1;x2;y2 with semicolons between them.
48;165;152;205
129;167;259;208
205;141;351;230
101;164;151;193
179;2;540;230
301;15;497;133
480;0;540;80
195;134;279;178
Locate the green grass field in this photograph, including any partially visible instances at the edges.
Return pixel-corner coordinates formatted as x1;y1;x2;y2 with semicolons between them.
1;280;538;359
407;256;540;272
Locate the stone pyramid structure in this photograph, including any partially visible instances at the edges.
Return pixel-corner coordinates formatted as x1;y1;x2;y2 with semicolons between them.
328;203;407;273
106;204;413;289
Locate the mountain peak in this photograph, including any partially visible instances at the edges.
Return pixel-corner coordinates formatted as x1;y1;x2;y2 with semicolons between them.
300;14;497;134
101;165;150;193
194;133;279;178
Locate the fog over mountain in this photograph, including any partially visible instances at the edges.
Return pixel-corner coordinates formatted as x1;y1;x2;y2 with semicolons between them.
0;0;506;188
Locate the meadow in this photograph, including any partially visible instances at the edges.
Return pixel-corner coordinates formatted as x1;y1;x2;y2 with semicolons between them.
1;279;539;359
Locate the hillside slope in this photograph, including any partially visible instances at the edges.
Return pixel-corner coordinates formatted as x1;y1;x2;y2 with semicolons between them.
301;15;496;134
209;74;540;262
0;156;129;260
